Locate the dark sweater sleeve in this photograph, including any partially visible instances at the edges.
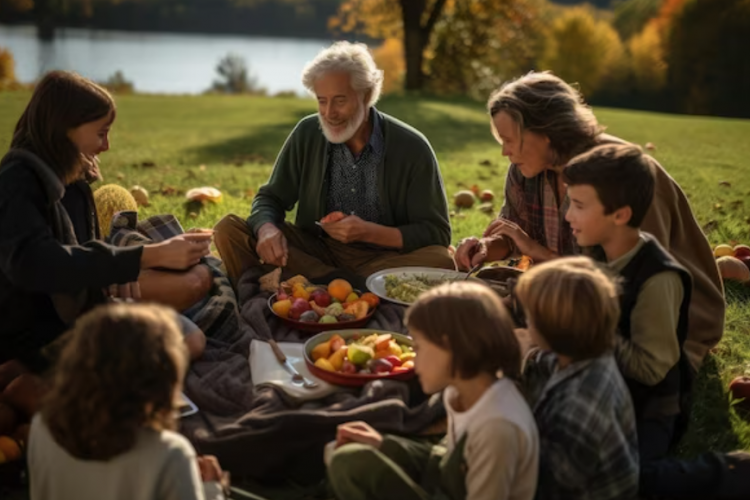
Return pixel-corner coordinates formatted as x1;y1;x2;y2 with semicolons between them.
397;147;452;250
0;187;142;294
247;123;304;236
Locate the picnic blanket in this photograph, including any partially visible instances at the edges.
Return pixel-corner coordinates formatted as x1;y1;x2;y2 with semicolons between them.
108;212;445;485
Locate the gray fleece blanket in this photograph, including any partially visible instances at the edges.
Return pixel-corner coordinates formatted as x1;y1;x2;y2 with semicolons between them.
180;266;444;485
107;213;444;484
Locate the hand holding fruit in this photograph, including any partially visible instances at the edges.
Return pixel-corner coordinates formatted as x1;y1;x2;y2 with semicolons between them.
320;214;368;244
336;421;383;449
142;232;212;270
320;211;347;224
256;223;288;266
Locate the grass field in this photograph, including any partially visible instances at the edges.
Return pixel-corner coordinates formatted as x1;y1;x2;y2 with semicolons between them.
1;90;750;488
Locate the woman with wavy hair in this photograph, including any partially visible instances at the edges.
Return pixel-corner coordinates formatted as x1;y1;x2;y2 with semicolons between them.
28;303;228;500
454;71;723;372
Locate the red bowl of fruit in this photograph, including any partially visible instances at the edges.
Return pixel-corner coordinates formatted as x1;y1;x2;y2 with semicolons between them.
268;277;380;333
304;330;416;387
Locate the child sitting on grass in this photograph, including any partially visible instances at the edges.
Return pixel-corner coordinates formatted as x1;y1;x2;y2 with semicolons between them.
563;144;692;459
327;281;539;500
28;303;228;500
515;257;639;500
563;144;750;500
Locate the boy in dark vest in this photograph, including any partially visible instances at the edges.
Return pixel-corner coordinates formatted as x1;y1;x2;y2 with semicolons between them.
562;144;750;500
564;143;691;458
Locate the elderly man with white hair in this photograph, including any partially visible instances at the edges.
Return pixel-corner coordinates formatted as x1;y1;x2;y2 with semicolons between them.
214;41;453;285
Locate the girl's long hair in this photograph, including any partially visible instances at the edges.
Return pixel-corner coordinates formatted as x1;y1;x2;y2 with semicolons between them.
42;303;188;461
10;70;115;184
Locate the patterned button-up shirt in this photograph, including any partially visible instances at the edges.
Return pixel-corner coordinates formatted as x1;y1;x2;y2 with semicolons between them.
325;108;384;224
522;350;639;500
500;165;577;256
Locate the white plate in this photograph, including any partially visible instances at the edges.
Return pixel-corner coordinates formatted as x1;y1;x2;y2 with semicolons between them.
366;267;481;306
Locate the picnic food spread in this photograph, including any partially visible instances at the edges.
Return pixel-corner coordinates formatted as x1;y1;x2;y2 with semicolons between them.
384;274;457;303
310;332;415;375
270;275;379;324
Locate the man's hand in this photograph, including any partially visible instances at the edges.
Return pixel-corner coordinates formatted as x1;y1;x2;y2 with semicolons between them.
335;421;384;449
454;237;487;271
320;215;367;244
256;223;288;266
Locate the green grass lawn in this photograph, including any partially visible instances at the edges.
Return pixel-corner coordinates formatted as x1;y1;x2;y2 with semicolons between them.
1;90;750;486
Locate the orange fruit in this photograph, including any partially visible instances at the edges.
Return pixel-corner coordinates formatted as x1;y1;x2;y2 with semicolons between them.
272;299;292;318
328;279;353;302
344;301;369;320
0;436;21;462
360;293;380;309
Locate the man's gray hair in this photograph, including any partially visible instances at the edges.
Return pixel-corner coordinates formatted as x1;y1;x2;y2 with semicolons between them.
302;41;384;108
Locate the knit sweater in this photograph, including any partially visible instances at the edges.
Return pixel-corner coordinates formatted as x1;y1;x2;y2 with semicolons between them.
247;110;452;252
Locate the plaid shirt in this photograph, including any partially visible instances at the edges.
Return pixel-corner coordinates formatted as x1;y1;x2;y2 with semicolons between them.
523;350;639;500
500;165;576;256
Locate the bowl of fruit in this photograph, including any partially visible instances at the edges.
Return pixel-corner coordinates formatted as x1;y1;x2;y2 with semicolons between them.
268;276;380;333
304;330;416;387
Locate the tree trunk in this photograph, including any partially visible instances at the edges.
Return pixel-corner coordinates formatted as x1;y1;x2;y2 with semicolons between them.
401;0;426;91
399;0;449;91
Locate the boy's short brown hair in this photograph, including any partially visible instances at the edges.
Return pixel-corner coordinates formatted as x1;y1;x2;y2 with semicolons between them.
563;143;655;228
405;281;521;379
515;257;619;361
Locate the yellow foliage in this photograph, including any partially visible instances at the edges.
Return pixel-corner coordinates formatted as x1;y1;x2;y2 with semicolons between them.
0;47;17;86
93;184;138;238
540;6;627;95
329;0;402;40
629;22;667;92
372;38;405;95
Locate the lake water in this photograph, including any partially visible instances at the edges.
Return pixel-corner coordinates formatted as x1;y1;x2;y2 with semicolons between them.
0;25;332;95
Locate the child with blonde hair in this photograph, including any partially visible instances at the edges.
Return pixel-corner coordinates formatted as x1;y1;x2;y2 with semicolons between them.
327;281;539;500
515;257;639;500
28;303;227;500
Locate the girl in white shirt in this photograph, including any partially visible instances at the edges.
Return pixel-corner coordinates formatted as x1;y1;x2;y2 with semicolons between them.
28;303;227;500
327;281;539;500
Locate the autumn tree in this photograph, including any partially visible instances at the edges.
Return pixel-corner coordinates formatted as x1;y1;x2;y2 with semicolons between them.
426;0;546;98
539;6;626;96
612;0;661;41
330;0;449;90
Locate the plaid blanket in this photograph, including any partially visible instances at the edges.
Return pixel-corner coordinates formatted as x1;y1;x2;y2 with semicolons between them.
500;164;577;256
108;211;240;338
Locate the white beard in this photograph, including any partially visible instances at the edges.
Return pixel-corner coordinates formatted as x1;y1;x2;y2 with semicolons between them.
319;100;367;144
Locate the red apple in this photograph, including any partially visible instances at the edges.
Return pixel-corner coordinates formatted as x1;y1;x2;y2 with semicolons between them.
729;376;750;408
276;288;289;301
289;298;311;320
739;255;750;272
311;289;332;307
342;360;357;374
734;245;750;260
